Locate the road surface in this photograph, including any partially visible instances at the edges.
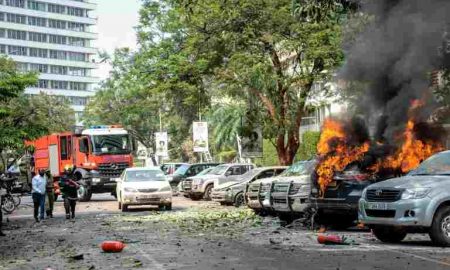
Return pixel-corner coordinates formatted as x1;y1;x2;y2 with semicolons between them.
1;194;450;270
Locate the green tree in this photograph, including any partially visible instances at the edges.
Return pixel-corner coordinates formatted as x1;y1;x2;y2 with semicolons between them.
178;0;351;164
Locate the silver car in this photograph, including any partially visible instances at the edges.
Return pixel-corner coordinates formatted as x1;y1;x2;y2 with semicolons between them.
359;150;450;246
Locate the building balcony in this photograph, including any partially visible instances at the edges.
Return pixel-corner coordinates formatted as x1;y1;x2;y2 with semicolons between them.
9;55;98;69
39;0;97;11
0;38;97;54
0;6;97;25
0;22;97;40
38;73;99;84
25;87;96;97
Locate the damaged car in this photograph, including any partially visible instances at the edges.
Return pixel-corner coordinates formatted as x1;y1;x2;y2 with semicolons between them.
211;166;286;206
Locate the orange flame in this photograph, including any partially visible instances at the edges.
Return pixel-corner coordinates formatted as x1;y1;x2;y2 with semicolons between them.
316;119;370;195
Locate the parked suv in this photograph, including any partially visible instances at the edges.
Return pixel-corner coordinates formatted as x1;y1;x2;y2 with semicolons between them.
310;166;377;228
181;167;215;197
270;160;316;221
359;150;450;246
211;166;286;206
246;176;280;215
166;163;221;189
188;163;255;200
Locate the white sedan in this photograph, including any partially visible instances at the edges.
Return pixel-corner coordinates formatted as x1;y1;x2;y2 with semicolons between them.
116;167;172;212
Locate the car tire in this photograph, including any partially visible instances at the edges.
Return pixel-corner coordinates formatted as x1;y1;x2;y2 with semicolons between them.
203;185;213;201
78;185;92;202
233;192;245;207
429;206;450;247
166;203;172;211
121;204;128;212
372;226;407;243
190;195;202;201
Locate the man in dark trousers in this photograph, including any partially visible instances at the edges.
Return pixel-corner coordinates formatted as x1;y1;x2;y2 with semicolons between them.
45;170;55;218
59;165;80;220
0;185;5;236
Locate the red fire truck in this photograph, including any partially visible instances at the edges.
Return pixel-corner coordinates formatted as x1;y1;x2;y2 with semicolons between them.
28;125;133;201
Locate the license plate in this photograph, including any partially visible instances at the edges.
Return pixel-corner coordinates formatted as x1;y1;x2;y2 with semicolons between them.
366;202;388;210
140;195;158;199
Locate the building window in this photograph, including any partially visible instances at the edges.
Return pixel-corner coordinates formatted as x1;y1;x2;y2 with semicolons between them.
16;62;27;72
28;16;46;27
0;29;5;38
51;80;68;90
4;0;25;8
29;47;47;58
68;22;85;32
6;13;26;24
27;0;45;11
48;19;66;29
49;50;67;60
68;52;85;62
48;4;65;14
7;29;26;40
35;79;48;88
67;7;84;17
68;67;86;76
8;45;27;55
69;82;86;91
68;37;85;47
50;65;67;75
30;63;48;73
0;45;5;54
28;32;47;42
49;35;66;45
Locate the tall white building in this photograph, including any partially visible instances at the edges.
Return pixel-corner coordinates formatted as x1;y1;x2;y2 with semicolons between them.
0;0;98;123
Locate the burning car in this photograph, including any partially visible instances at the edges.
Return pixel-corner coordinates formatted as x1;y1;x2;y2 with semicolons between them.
359;150;450;246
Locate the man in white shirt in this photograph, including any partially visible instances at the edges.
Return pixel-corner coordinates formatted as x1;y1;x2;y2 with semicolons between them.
32;169;46;222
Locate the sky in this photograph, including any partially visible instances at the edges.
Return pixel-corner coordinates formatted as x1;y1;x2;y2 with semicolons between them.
93;0;141;82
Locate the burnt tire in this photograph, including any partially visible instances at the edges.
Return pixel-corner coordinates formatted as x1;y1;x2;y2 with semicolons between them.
372;226;407;243
233;193;245;207
203;185;213;201
429;206;450;247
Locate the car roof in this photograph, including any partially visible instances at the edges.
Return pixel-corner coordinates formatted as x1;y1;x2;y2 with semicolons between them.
219;163;255;166
125;167;163;171
255;166;288;170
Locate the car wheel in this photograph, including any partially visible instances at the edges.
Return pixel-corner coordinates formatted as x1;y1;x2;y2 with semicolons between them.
429;206;450;246
372;226;407;243
77;185;92;202
203;185;213;200
166;203;172;211
121;204;128;212
190;195;202;201
234;193;245;207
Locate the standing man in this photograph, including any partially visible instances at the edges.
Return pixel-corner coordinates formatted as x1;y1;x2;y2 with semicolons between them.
45;170;54;218
32;169;46;222
0;182;5;236
59;165;79;220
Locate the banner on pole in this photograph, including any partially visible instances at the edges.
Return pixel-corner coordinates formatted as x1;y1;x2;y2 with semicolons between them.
155;132;168;157
193;122;209;152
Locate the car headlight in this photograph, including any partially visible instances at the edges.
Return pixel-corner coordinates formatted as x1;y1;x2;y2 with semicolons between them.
124;187;137;193
401;188;431;200
159;185;172;192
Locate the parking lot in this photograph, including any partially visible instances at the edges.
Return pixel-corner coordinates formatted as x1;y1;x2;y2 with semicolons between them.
2;194;450;270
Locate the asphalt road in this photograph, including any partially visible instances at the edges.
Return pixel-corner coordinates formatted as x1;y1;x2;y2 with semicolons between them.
2;194;450;270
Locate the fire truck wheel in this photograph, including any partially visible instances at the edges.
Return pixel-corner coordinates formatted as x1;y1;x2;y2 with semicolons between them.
77;185;92;202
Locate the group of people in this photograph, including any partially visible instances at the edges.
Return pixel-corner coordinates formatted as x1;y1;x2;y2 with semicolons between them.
0;165;81;236
31;165;80;222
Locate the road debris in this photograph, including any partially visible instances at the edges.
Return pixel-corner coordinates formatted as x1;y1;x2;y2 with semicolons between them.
101;241;126;253
317;234;358;245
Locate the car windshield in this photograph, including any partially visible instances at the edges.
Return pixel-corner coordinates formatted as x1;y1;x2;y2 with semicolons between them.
125;170;166;182
409;151;450;176
234;169;263;182
91;134;132;155
197;167;214;176
174;164;190;175
280;161;315;177
209;165;229;175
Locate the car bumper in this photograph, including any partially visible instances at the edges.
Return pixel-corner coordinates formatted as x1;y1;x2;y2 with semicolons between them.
272;192;310;213
122;191;172;205
211;191;233;203
359;197;431;227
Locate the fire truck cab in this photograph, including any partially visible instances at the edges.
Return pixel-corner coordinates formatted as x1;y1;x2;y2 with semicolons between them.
31;125;133;202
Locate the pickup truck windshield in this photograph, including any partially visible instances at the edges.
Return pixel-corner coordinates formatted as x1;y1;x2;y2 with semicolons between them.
281;161;315;177
91;134;132;155
409;151;450;176
210;165;229;175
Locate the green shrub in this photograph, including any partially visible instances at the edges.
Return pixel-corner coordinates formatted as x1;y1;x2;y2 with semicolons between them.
295;131;320;161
